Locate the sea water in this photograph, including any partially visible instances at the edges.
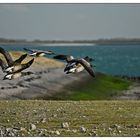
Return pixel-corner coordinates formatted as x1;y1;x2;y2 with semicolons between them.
1;43;140;76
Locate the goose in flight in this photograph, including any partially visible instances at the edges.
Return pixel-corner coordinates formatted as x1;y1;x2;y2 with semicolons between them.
23;48;55;57
0;47;34;74
0;57;34;73
0;57;34;80
53;55;95;77
4;58;34;74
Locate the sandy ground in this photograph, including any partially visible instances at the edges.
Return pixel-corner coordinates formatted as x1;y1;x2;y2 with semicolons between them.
0;63;91;100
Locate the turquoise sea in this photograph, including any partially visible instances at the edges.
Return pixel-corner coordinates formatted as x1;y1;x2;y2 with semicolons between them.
1;43;140;76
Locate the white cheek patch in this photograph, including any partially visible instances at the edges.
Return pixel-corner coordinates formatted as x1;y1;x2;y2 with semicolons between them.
6;74;12;79
5;67;14;72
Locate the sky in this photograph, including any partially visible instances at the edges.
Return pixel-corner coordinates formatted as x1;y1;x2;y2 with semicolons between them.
0;3;140;40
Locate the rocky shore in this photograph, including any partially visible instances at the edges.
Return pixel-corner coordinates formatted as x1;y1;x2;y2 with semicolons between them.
119;75;140;82
113;75;140;100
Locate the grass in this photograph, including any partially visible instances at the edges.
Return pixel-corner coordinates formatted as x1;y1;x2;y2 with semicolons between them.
50;73;131;100
0;100;139;136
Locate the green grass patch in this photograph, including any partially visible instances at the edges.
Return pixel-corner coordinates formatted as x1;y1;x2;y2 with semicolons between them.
54;73;131;100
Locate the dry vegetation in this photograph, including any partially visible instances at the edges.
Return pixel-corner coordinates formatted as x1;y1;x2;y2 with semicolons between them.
0;100;140;137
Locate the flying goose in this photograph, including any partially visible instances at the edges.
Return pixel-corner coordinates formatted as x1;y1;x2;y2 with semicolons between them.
4;58;34;74
0;57;34;80
53;55;95;77
23;48;55;57
3;71;34;80
0;47;34;74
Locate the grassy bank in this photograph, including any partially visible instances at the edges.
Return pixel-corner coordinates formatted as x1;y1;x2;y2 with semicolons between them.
49;73;131;100
0;100;139;137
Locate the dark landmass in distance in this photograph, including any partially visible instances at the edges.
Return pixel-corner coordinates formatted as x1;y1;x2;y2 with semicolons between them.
1;38;140;45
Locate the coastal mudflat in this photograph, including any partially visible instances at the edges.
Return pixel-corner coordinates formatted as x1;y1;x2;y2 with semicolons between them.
0;62;91;100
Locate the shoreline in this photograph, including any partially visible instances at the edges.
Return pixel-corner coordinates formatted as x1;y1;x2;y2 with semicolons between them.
0;51;139;100
0;63;139;100
119;75;140;82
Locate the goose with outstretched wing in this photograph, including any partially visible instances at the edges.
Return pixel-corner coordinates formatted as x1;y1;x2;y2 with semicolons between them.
4;58;34;74
0;47;34;76
0;57;34;80
53;54;95;77
23;48;55;57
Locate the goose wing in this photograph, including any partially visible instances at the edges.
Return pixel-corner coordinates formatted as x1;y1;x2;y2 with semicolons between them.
12;58;34;73
44;50;55;55
24;48;55;55
31;49;55;55
53;55;74;62
84;56;94;62
77;59;95;77
23;48;35;53
0;47;13;66
0;58;8;71
14;53;27;64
